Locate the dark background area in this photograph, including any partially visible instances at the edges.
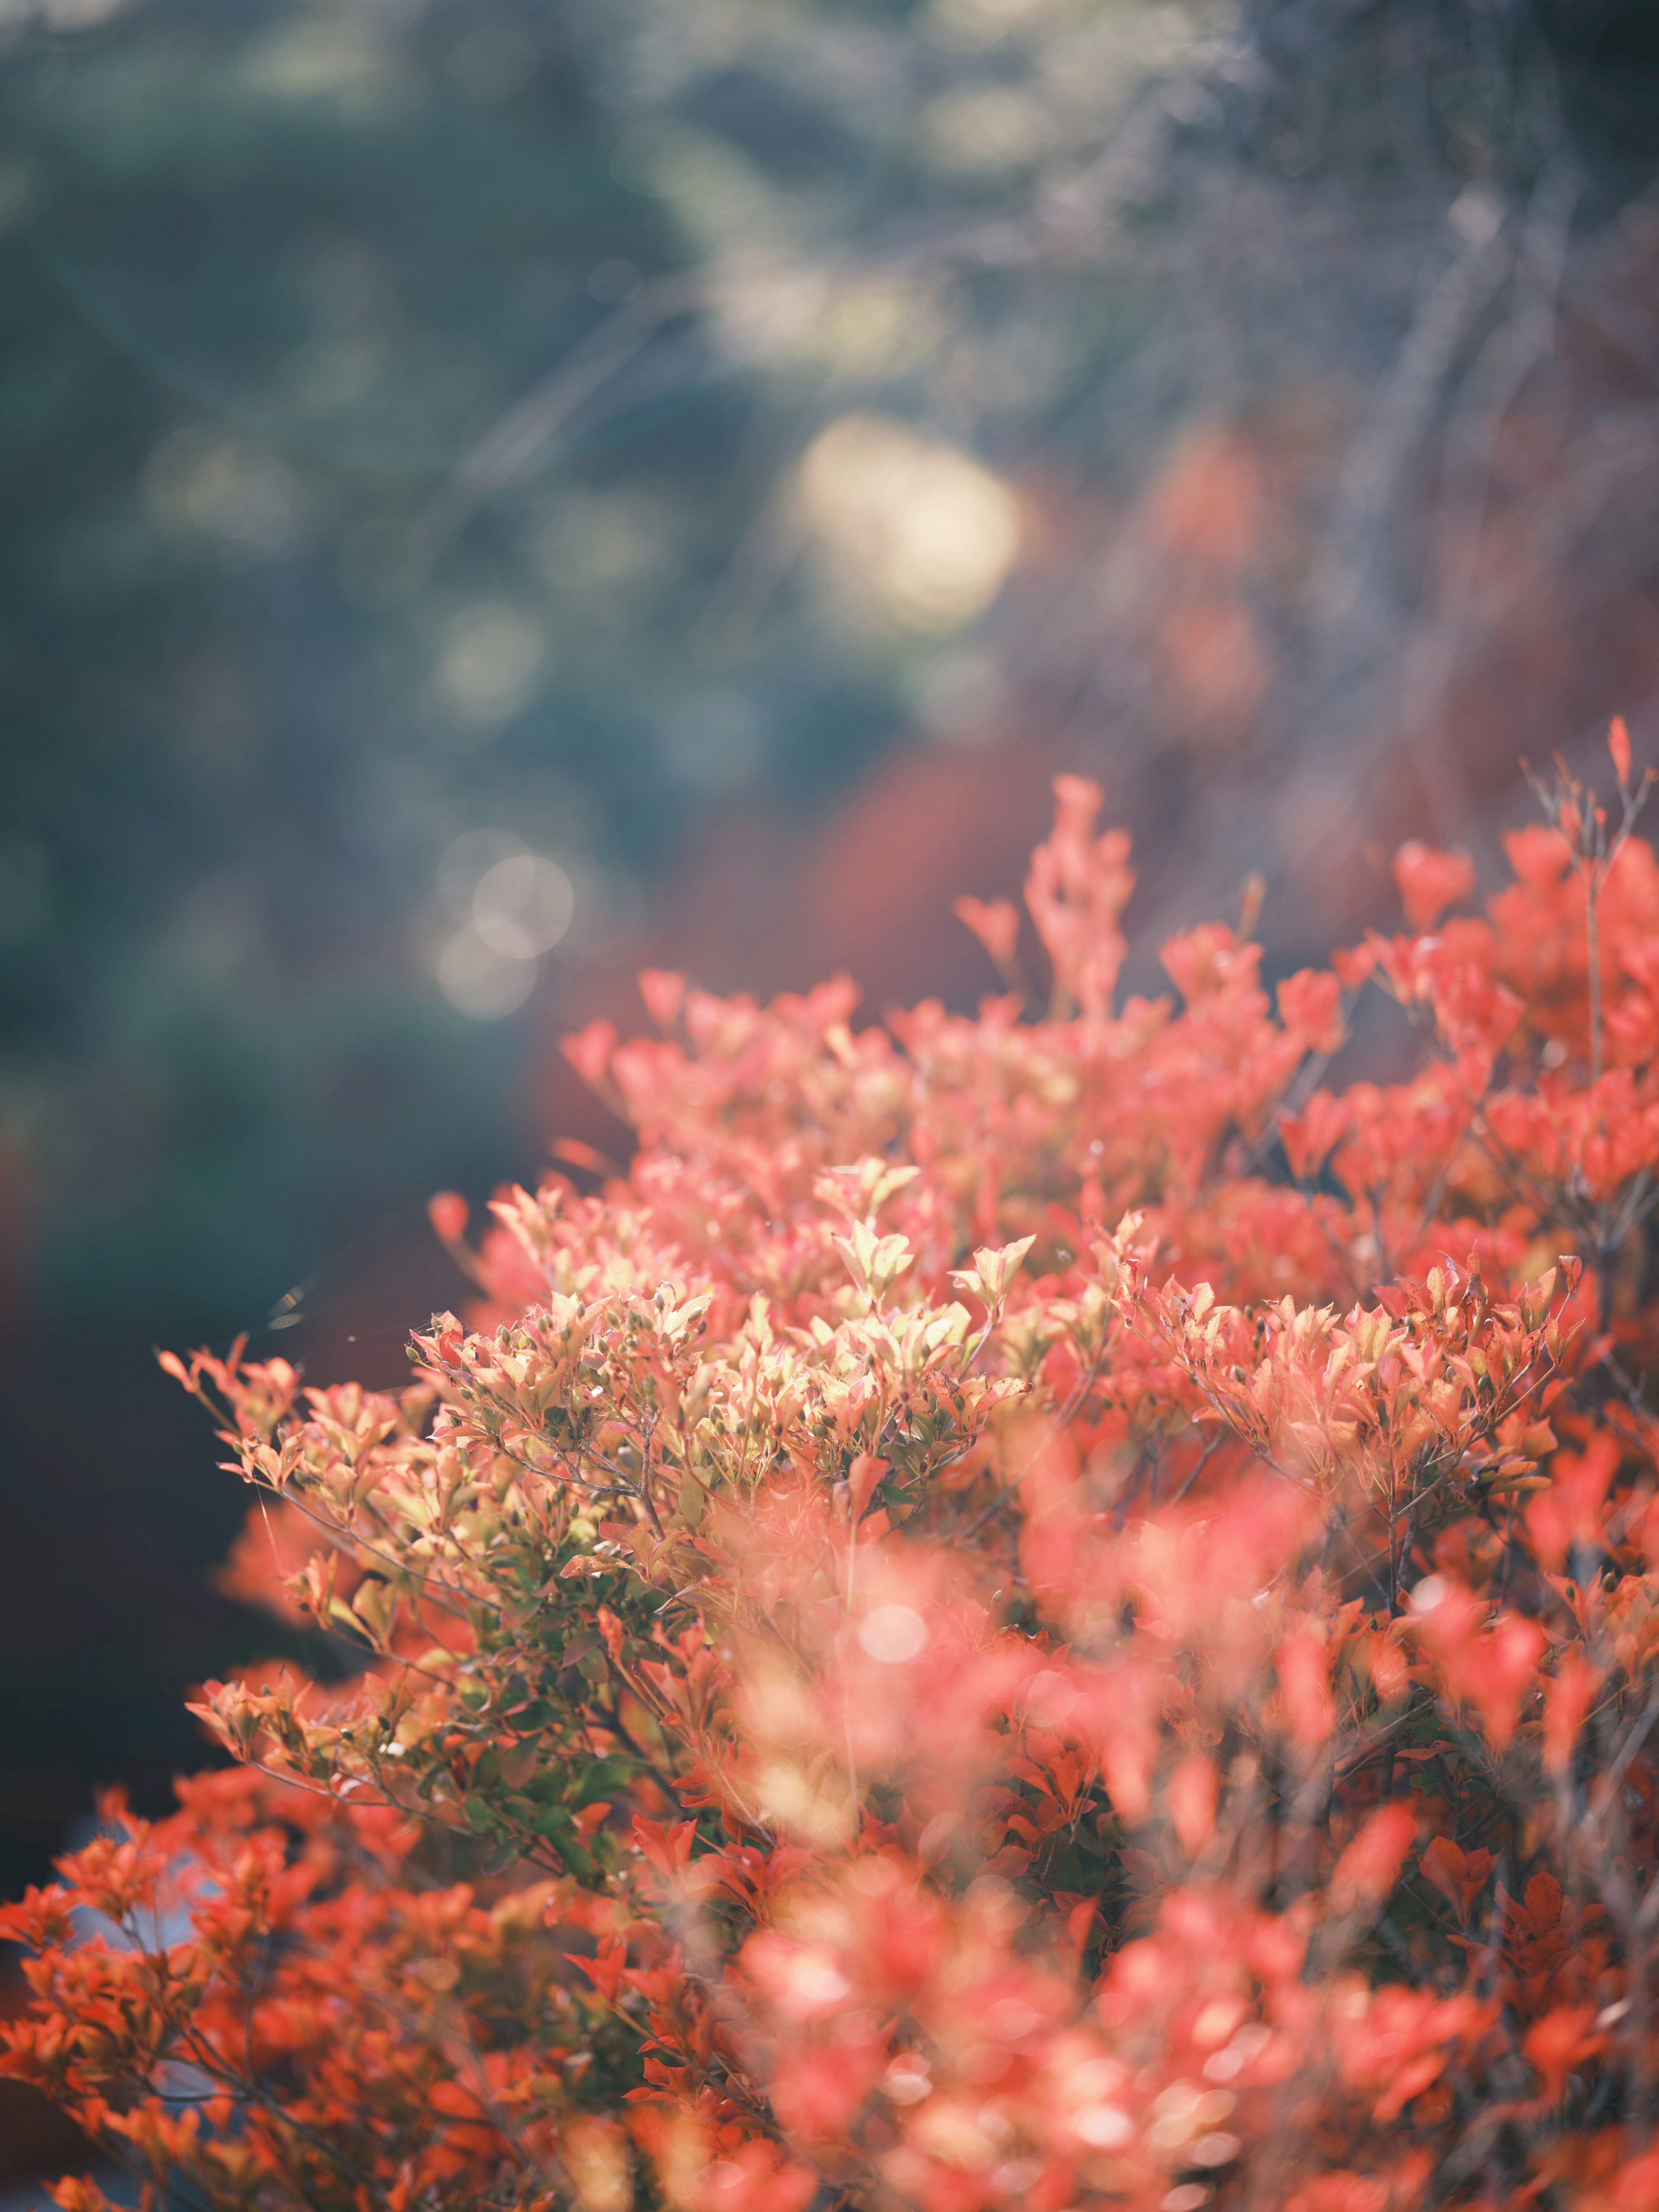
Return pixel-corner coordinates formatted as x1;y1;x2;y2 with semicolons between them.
1;0;1658;1956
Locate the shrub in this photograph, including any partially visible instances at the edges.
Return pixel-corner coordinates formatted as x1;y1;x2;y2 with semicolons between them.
8;736;1659;2212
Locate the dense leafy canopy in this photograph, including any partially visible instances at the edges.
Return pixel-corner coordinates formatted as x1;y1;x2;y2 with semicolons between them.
10;735;1659;2210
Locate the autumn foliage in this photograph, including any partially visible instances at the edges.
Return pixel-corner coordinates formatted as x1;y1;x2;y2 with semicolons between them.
11;732;1659;2212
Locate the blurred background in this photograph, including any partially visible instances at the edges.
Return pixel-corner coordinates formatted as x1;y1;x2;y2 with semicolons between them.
1;0;1658;2179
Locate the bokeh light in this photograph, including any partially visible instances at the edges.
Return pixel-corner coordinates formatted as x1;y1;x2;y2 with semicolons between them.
796;415;1025;634
472;852;575;960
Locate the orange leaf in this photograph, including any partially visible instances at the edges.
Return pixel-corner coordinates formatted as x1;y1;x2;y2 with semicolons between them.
1611;714;1632;788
